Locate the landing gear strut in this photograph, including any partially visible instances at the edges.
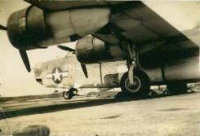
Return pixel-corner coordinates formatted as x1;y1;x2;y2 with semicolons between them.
120;42;150;98
63;88;78;99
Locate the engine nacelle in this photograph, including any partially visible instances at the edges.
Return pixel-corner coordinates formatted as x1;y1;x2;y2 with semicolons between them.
7;7;47;50
75;36;124;64
7;6;110;50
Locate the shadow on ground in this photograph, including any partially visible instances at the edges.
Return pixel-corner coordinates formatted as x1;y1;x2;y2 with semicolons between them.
0;90;196;119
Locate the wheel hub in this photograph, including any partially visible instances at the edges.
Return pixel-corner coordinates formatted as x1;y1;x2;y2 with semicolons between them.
125;76;141;93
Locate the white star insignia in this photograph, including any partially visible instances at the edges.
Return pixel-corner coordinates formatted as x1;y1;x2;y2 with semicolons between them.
52;68;62;82
46;67;69;84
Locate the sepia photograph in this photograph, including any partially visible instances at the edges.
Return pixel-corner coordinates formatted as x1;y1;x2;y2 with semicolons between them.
0;0;200;135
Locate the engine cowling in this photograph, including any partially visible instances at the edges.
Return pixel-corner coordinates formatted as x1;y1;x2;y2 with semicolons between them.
75;36;125;64
7;7;47;50
7;6;110;50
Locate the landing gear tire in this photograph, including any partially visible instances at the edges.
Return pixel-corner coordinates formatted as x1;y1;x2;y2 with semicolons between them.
120;69;150;98
63;88;78;99
167;83;187;95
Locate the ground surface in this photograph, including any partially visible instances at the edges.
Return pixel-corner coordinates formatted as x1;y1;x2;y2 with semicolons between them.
0;91;200;136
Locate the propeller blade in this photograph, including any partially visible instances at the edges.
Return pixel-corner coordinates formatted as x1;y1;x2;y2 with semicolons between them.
0;24;7;31
58;45;75;52
81;63;88;78
19;50;31;72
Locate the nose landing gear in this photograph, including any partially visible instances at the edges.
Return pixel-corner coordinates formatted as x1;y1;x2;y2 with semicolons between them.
63;88;78;99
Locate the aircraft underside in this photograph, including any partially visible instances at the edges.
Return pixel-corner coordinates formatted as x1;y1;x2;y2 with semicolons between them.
1;1;200;99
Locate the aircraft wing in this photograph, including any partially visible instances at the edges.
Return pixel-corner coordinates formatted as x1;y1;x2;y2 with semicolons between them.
24;0;123;10
91;1;200;68
9;1;200;70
